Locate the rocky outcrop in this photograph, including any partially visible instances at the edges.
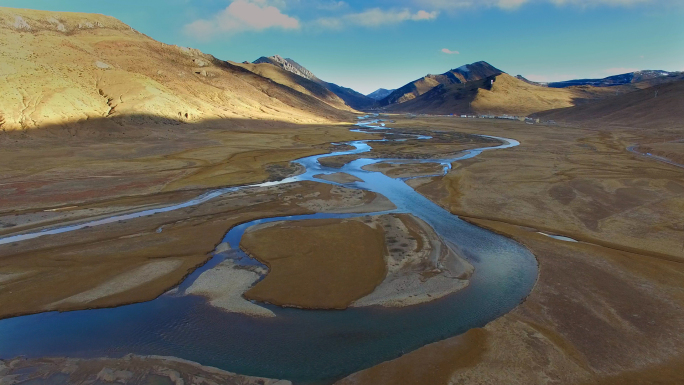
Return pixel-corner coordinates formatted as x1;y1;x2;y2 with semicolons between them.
254;55;316;81
252;55;376;110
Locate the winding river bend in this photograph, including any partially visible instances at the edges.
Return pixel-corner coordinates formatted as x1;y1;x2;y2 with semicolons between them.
0;118;538;384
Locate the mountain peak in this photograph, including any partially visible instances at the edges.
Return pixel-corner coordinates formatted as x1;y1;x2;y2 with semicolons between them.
547;69;682;88
367;88;395;100
253;55;317;81
378;60;503;106
252;54;375;110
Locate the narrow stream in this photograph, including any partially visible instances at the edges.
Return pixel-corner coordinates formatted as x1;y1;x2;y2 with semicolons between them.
0;118;537;384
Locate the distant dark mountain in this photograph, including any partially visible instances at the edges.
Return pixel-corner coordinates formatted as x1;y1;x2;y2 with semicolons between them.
367;88;395;100
384;73;622;117
379;61;502;107
516;75;547;87
535;78;684;129
318;81;376;110
253;55;376;110
548;70;682;88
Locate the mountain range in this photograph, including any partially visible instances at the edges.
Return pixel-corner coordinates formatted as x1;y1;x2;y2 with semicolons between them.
535;77;684;128
377;61;503;107
1;6;681;131
377;65;684;116
0;8;352;131
383;73;611;116
547;70;682;88
366;88;395;100
251;55;376;110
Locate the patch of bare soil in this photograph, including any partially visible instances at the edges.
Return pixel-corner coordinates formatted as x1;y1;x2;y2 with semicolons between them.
0;181;377;319
353;214;472;307
313;172;363;184
338;221;684;385
0;355;289;385
362;162;445;178
238;213;472;311
636;141;684;166
338;115;684;385
293;185;396;213
318;131;498;168
241;217;388;309
185;259;275;318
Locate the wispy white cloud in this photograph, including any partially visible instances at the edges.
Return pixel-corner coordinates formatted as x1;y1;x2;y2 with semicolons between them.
414;0;658;11
441;48;460;54
549;0;652;6
316;0;348;11
315;8;438;29
184;0;299;40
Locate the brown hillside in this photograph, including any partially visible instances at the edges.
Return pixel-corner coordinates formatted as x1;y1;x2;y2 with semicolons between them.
386;73;617;116
231;61;353;111
0;7;349;131
379;61;502;106
535;79;684;129
252;55;376;110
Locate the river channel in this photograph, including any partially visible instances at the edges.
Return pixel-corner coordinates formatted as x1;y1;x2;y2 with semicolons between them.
0;118;538;384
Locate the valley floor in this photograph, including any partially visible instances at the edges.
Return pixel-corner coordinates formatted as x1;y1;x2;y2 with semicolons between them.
338;115;684;384
1;115;683;384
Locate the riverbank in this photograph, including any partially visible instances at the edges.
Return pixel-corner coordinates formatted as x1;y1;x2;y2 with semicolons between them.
0;354;290;385
241;217;388;309
337;115;684;385
0;118;367;214
0;181;385;319
234;213;473;311
0;115;541;383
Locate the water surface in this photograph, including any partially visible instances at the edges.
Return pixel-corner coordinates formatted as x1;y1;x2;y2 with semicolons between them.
0;119;537;384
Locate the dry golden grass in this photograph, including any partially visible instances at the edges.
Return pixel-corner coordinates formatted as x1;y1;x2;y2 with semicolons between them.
0;118;372;213
0;7;350;132
385;116;684;260
337;329;488;385
2;355;287;384
637;141;684;165
338;115;684;385
241;218;388;309
0;181;359;319
473;74;584;115
387;74;618;116
230;61;352;111
536;79;684;129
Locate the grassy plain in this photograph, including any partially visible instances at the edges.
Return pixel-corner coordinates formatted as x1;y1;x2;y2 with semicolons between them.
0;180;381;319
242;218;388;309
0;118;364;215
338;115;684;384
2;81;683;384
240;213;472;310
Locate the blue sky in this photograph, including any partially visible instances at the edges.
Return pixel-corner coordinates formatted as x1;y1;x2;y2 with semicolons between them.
3;0;683;94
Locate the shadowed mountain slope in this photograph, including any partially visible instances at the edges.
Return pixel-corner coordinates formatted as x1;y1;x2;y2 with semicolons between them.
385;73;620;116
231;61;352;111
535;79;684;129
378;61;502;107
548;70;684;88
319;81;376;110
367;88;395;100
253;55;376;110
0;8;350;131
